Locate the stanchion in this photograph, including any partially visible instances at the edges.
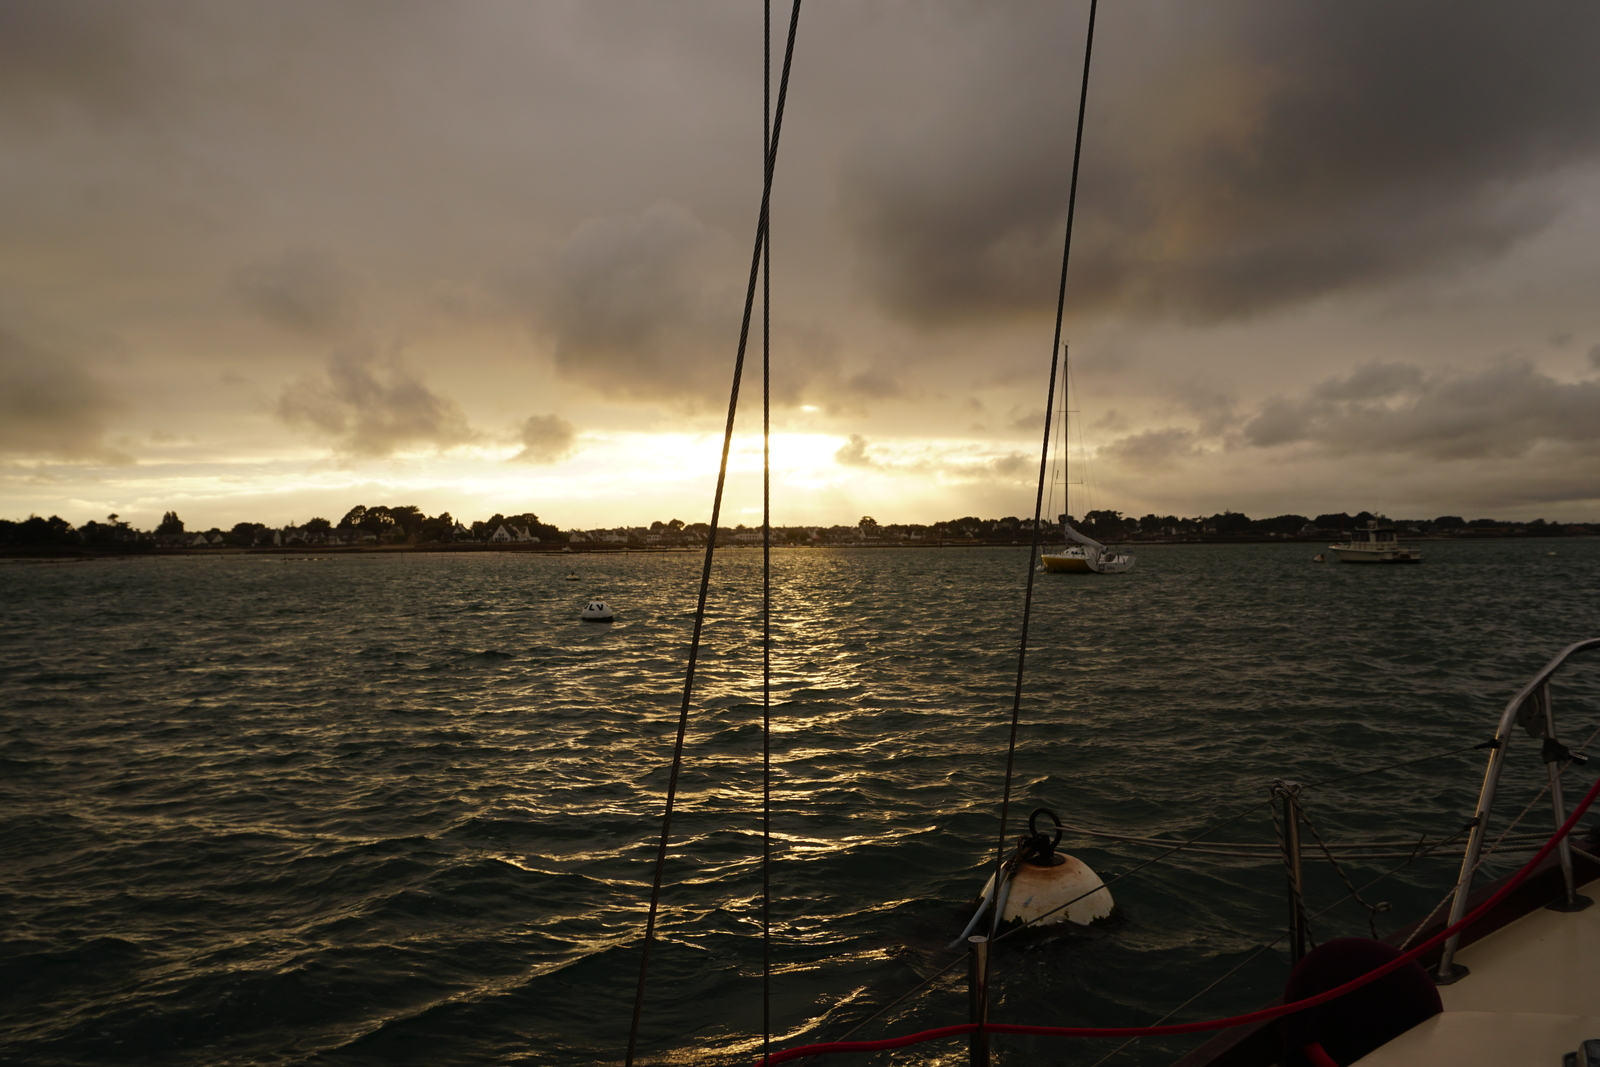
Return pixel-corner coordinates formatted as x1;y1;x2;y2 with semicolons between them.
967;935;989;1067
1273;780;1309;963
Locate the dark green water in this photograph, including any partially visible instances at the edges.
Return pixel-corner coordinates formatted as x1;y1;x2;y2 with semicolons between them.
2;540;1598;1066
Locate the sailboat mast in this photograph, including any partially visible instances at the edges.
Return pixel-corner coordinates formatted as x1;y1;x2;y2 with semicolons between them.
1062;344;1070;534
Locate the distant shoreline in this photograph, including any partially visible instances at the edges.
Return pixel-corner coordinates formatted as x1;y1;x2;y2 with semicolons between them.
4;532;1596;562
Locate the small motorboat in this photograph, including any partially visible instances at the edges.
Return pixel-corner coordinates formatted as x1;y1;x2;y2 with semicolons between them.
580;600;615;623
1327;519;1423;563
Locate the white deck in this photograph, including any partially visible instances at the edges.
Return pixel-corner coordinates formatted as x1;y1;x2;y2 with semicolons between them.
1352;886;1600;1065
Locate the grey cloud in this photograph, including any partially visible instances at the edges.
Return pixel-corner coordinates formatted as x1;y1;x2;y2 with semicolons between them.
1177;387;1238;437
0;3;155;123
0;326;130;463
1092;409;1130;433
235;251;363;337
1311;362;1424;402
535;201;743;405
1243;361;1424;446
509;413;577;465
840;2;1600;326
1243;360;1600;460
843;368;901;400
277;348;475;458
834;434;876;468
1101;428;1201;472
1008;408;1047;433
1588;345;1600;371
1241;396;1313;449
830;434;1032;484
986;453;1032;480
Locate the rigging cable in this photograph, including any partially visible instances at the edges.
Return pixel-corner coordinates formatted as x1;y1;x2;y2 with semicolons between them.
987;0;1099;959
1091;814;1478;1067
753;771;1600;1064
623;3;804;1062
761;0;774;1059
1398;728;1599;950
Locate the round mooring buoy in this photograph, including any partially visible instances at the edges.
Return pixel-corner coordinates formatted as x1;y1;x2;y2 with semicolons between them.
951;808;1113;948
1000;850;1114;927
580;600;615;622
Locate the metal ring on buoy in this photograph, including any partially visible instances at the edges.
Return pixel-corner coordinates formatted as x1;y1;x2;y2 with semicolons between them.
1029;807;1063;857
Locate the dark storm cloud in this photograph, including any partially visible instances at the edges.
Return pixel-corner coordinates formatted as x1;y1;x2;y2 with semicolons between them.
234;251;363;338
1101;428;1201;473
277;348;475;458
534;202;744;405
842;1;1600;326
0;325;129;463
509;414;577;465
1242;360;1600;460
0;3;155;122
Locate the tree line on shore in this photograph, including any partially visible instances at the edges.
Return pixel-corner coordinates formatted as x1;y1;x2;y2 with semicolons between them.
0;504;563;550
2;505;1593;551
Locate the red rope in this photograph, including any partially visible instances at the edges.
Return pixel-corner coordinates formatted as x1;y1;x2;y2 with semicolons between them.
754;774;1600;1064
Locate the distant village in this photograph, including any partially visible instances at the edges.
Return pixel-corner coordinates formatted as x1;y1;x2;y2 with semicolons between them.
1;504;1595;555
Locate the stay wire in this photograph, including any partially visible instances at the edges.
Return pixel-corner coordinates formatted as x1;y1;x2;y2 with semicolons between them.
1089;818;1477;1067
1399;723;1600;950
1298;808;1384;938
623;4;803;1062
1302;742;1485;790
838;793;1273;1047
987;0;1098;967
994;794;1272;944
761;0;773;1060
834;955;969;1044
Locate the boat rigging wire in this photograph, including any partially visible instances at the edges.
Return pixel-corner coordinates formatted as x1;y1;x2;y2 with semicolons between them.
986;0;1099;1001
753;771;1600;1064
829;751;1544;1051
1088;816;1482;1067
623;3;803;1062
1397;726;1600;950
761;1;774;1059
832;737;1552;1047
837;792;1276;1045
1298;808;1388;938
1302;741;1491;789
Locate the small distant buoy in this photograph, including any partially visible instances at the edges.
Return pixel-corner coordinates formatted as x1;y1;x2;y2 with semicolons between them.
1312;553;1326;563
565;571;581;581
581;600;614;622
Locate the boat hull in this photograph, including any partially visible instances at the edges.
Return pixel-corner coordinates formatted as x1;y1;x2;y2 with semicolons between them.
1040;551;1136;574
1327;546;1423;564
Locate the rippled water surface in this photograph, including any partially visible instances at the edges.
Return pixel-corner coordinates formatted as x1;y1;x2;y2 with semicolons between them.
3;541;1599;1066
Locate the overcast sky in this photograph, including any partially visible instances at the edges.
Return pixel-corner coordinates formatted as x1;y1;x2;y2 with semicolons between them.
3;0;1599;531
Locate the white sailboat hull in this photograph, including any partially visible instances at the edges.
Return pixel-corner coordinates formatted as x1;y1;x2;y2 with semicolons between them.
1040;546;1136;574
1327;545;1422;564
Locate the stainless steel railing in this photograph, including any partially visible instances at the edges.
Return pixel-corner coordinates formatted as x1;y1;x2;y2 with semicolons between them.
1435;637;1600;982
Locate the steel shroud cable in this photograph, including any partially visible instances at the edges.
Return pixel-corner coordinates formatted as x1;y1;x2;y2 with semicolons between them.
624;4;804;1061
986;0;1099;981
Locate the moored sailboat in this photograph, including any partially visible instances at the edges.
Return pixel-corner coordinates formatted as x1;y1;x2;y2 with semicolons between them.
1039;521;1135;573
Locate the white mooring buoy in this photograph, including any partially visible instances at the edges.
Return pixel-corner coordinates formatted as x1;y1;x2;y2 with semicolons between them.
951;807;1112;948
580;600;615;622
999;850;1113;927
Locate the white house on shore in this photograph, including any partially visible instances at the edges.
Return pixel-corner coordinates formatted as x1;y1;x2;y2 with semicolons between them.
489;524;538;543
